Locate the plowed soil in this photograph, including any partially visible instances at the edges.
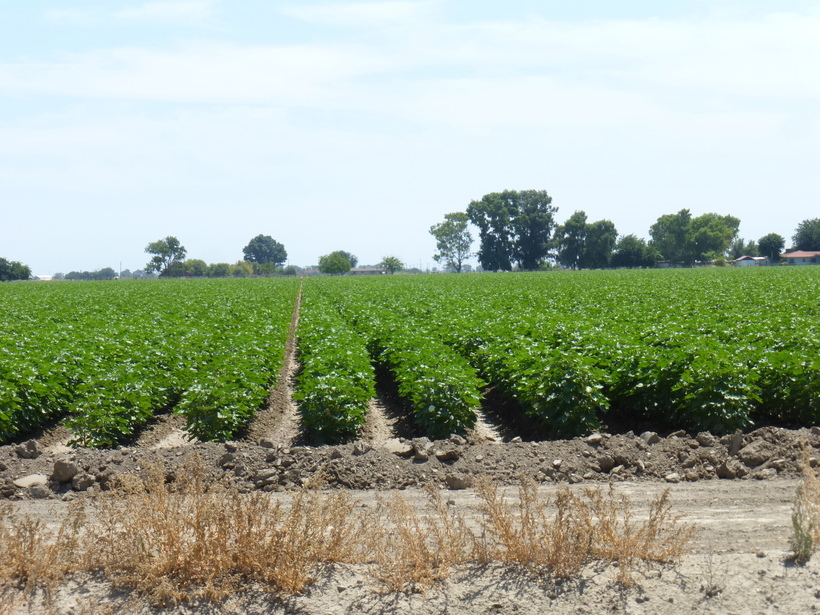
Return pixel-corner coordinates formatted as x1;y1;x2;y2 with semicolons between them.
3;420;820;614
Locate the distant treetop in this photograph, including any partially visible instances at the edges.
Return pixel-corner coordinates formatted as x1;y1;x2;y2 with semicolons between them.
242;235;287;267
0;258;31;281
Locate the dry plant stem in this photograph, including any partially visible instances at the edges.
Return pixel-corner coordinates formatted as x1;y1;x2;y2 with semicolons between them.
790;450;820;562
90;456;359;605
1;465;694;605
586;485;694;584
474;479;694;585
475;478;592;577
367;483;474;592
0;501;86;594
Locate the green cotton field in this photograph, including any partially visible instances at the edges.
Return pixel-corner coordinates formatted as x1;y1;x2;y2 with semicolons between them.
2;267;819;447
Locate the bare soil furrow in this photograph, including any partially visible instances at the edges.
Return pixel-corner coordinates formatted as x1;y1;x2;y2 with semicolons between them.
242;285;305;447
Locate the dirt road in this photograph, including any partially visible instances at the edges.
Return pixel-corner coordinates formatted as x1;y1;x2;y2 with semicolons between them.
5;477;819;615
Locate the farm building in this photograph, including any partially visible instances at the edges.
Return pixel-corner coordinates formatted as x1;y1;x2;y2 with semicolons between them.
782;250;820;265
734;256;768;267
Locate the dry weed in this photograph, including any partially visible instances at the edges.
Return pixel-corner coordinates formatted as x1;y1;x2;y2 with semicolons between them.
89;455;359;605
790;450;820;563
585;485;695;585
474;478;592;578
0;462;694;605
366;484;474;592
0;501;86;595
474;479;693;585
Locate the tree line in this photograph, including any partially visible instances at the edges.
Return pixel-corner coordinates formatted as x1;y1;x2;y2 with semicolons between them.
0;258;31;282
142;234;293;278
144;237;406;277
3;200;819;282
430;189;820;271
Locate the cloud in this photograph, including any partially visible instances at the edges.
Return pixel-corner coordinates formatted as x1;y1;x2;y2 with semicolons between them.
0;42;385;106
281;1;438;27
114;1;219;26
43;8;101;25
8;10;820;114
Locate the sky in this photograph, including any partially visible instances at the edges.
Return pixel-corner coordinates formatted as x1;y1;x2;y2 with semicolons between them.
1;1;818;275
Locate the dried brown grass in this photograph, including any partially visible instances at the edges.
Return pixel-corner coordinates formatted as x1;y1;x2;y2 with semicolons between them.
474;478;592;577
584;484;695;584
0;463;694;605
366;483;475;592
0;501;85;595
790;451;820;563
89;456;359;605
475;479;694;585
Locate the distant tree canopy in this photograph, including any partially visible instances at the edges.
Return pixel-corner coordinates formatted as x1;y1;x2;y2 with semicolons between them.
318;252;351;274
793;219;820;251
208;263;231;277
145;236;186;276
584;220;619;268
182;259;209;277
430;212;473;273
467;190;557;271
0;258;31;281
63;269;122;280
649;210;739;265
242;235;287;267
729;238;758;260
230;261;254;278
610;235;659;268
554;211;618;269
378;256;404;274
329;250;358;269
758;233;785;262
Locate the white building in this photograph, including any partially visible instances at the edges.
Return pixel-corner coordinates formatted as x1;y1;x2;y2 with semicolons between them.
782;251;820;265
734;256;768;267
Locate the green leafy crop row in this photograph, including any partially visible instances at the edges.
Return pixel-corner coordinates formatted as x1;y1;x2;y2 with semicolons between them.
4;267;820;448
0;279;297;446
294;292;375;443
304;267;820;438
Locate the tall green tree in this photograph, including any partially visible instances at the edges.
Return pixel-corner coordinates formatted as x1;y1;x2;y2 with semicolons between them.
582;219;618;268
378;256;404;274
242;235;287;267
649;210;739;265
556;211;587;269
318;253;351;274
611;235;658;268
466;193;514;271
690;213;740;262
758;233;785;262
793;219;820;251
649;209;694;265
467;189;557;271
332;251;358;269
145;236;186;276
555;212;617;269
511;190;558;270
430;212;473;273
0;258;31;281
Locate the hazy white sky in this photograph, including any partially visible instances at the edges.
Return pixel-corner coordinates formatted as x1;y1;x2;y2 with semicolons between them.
1;1;818;274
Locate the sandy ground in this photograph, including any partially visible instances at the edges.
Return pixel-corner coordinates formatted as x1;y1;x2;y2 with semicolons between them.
4;478;819;614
